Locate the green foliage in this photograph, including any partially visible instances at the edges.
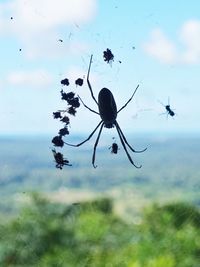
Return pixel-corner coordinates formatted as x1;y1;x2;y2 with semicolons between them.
0;194;199;267
136;202;200;267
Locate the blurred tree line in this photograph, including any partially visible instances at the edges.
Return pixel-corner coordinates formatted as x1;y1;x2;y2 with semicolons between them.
0;193;199;267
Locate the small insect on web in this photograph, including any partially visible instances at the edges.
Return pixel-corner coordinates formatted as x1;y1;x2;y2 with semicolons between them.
109;137;119;154
158;97;176;118
52;149;72;169
109;142;119;154
65;54;147;168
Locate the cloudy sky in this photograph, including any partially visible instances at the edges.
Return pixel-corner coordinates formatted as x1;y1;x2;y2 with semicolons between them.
0;0;200;136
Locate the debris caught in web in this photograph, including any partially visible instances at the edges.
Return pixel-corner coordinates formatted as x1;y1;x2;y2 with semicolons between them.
61;78;70;86
103;48;114;64
59;127;69;136
67;106;77;116
53;111;62;119
60;116;70;125
60;90;75;101
75;78;84;87
52;136;64;147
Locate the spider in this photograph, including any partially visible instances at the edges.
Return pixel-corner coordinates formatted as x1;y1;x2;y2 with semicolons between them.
65;55;147;168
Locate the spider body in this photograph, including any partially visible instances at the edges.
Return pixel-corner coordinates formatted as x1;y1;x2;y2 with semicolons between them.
65;55;147;168
98;88;117;128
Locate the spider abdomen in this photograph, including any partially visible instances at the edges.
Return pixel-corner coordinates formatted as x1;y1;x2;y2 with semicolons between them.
98;88;117;128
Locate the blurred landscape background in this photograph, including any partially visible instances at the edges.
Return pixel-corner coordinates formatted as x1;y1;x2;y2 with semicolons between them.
0;134;199;266
1;0;200;265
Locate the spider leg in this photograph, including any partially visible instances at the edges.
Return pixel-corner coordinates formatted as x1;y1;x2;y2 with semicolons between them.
159;111;169;120
78;95;99;115
115;121;147;153
87;55;98;106
92;123;104;168
157;100;165;107
159;112;167;116
117;84;139;113
64;120;103;147
115;123;142;168
168;96;170;106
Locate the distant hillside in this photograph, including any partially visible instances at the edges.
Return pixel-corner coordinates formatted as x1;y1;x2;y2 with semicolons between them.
0;134;200;218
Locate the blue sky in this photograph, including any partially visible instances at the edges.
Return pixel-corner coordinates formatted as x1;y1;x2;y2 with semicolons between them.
0;0;200;136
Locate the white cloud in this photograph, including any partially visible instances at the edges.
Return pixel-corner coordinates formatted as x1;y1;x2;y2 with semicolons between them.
0;0;97;59
180;20;200;64
7;69;53;87
144;19;200;65
143;28;177;64
1;0;96;35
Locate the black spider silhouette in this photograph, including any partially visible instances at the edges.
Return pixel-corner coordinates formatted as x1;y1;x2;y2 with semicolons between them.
65;55;147;168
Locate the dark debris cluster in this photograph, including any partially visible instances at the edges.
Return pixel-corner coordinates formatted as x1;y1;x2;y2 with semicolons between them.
103;48;122;65
61;78;70;86
60;78;84;87
75;78;84;86
103;48;114;64
51;77;84;169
